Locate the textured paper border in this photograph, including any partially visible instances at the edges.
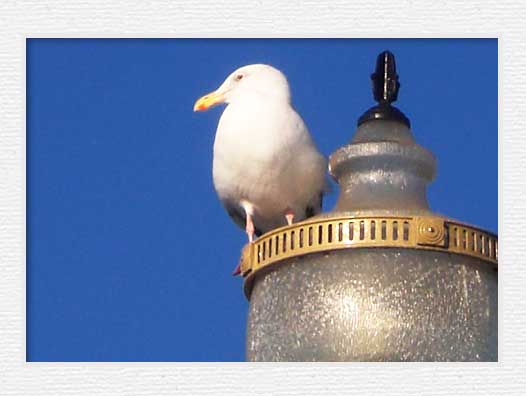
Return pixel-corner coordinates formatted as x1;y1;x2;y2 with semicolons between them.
2;1;523;394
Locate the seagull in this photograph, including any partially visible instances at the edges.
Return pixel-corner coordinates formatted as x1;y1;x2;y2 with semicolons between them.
194;64;327;272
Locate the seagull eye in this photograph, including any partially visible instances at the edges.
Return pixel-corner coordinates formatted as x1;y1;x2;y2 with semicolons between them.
234;74;244;81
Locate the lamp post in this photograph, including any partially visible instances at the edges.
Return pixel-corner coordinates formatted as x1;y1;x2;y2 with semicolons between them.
239;51;497;362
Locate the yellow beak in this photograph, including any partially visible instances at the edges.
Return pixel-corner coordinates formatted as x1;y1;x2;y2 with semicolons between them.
193;90;225;112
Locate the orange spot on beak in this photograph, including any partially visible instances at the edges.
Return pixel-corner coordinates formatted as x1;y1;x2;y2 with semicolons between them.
193;91;225;112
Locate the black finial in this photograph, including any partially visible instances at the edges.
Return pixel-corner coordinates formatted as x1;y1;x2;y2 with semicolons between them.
372;51;399;104
358;51;410;127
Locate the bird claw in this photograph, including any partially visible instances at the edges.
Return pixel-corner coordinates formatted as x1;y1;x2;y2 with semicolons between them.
232;262;242;276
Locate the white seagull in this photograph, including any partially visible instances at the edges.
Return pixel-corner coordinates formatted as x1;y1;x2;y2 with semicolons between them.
194;64;327;271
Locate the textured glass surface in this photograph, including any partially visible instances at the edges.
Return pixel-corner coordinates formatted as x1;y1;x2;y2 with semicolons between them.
246;249;497;361
329;120;436;214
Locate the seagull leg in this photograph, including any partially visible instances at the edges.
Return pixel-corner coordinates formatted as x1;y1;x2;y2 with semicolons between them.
285;207;295;226
245;213;255;242
240;200;256;243
232;214;255;276
233;201;256;276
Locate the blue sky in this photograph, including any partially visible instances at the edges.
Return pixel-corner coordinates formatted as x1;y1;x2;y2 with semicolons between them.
27;38;497;361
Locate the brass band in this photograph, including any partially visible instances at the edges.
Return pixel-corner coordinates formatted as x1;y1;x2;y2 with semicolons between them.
239;215;497;279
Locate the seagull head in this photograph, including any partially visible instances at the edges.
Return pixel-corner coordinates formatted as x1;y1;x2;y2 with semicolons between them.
194;64;291;112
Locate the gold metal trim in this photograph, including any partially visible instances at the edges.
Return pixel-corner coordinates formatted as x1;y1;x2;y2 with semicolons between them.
239;215;497;279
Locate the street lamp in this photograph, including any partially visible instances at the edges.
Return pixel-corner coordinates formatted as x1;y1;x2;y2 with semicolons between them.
240;51;497;362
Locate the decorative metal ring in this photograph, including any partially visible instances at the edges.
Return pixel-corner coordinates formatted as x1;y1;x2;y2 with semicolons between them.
239;215;497;296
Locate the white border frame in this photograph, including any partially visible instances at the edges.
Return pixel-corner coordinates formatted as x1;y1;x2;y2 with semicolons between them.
3;1;523;395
